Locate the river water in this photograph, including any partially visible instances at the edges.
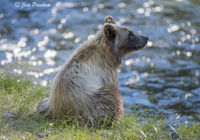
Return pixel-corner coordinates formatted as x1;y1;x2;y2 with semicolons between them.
0;0;199;125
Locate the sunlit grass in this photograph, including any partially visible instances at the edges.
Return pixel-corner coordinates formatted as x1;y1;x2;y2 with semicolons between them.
0;74;199;140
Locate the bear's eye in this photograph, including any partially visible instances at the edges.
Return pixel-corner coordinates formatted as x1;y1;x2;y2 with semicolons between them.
128;32;134;40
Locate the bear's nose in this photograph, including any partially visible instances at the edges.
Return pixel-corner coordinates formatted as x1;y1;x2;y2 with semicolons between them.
140;35;148;41
143;36;148;41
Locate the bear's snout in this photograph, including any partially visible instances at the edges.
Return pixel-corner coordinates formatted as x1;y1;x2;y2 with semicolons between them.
134;35;148;50
141;36;149;41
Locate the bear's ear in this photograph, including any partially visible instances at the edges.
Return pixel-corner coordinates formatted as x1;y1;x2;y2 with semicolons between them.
105;16;116;24
104;24;117;41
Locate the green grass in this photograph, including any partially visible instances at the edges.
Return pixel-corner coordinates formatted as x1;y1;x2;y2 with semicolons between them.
0;74;199;140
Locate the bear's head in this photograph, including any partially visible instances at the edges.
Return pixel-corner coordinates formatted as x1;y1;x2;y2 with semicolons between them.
103;16;148;59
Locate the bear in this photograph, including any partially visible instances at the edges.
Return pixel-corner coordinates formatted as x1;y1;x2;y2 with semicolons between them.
38;16;148;126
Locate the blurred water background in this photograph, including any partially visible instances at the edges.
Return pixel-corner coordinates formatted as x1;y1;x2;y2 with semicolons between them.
0;0;200;125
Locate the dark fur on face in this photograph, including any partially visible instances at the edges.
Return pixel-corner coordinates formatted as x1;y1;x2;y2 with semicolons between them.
104;16;148;58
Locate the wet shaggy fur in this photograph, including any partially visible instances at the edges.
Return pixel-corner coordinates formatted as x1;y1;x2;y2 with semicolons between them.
38;16;148;126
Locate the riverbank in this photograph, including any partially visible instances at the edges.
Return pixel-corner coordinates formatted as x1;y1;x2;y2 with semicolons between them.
0;74;199;139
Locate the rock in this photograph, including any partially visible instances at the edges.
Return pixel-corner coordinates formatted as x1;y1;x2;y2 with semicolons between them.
2;112;17;118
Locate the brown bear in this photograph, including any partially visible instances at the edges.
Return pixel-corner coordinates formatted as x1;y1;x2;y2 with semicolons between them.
38;16;148;126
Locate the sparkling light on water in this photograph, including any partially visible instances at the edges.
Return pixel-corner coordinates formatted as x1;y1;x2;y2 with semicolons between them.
63;32;74;39
167;24;179;33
